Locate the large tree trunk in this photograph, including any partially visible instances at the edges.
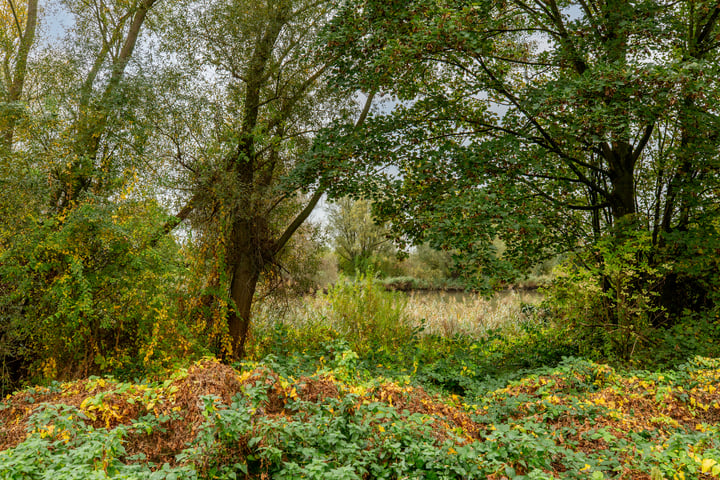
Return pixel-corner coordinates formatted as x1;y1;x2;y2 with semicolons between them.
605;142;637;221
225;216;263;361
227;253;260;361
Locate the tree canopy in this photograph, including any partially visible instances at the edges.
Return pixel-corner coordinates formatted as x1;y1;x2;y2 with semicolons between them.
320;0;720;312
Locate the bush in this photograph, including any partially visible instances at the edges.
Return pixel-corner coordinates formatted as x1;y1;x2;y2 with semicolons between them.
542;222;720;366
542;232;666;362
325;273;413;355
0;198;197;391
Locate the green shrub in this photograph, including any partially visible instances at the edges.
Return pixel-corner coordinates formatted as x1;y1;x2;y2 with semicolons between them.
325;273;412;355
180;368;486;480
636;307;720;369
0;198;197;391
542;221;720;366
542;227;668;362
380;276;430;291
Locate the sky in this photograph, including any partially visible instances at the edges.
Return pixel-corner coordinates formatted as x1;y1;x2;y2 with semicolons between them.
41;0;71;44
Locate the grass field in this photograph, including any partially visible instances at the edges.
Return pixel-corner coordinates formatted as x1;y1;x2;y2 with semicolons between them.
252;287;541;342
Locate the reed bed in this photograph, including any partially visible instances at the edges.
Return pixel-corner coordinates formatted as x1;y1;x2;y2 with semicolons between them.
403;290;541;338
252;287;541;341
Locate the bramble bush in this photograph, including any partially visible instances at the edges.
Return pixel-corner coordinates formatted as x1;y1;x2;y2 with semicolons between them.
2;356;720;479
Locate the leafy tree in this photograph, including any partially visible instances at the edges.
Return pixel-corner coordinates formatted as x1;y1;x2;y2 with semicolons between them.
320;0;720;338
404;243;460;287
327;197;395;276
0;0;191;386
158;0;375;360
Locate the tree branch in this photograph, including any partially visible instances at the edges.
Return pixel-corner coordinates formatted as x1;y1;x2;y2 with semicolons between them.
272;89;377;255
161;193;197;235
6;0;24;38
272;188;323;255
695;5;720;48
632;123;654;163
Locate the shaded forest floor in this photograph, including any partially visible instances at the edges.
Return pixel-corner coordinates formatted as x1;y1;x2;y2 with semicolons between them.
0;355;719;479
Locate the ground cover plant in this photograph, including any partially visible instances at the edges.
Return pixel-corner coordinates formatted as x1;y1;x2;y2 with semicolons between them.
0;355;720;479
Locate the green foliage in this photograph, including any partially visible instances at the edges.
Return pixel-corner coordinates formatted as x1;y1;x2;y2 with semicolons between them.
381;276;432;291
319;0;720;313
250;290;577;397
378;244;470;291
543;221;720;365
545;227;664;361
325;273;412;356
403;244;460;287
4;356;720;479
326;197;398;277
247;313;339;367
0;197;195;389
0;403;196;479
184;389;482;479
248;274;415;369
647;308;720;368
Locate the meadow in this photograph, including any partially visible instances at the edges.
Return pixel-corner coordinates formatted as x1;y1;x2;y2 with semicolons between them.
252;286;541;343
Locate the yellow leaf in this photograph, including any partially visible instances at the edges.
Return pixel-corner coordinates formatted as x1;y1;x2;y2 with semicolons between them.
701;458;718;474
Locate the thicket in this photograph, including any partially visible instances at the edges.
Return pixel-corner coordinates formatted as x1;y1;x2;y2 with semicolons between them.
0;198;198;392
544;223;720;366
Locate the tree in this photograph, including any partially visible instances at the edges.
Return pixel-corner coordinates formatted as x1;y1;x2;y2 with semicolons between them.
51;0;161;211
0;0;37;149
321;0;720;326
327;197;394;276
0;0;186;385
159;0;375;360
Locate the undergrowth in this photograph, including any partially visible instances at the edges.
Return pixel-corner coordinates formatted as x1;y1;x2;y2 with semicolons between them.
1;356;720;479
1;278;718;478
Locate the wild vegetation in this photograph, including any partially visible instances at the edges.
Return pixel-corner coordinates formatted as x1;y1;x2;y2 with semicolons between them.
0;0;719;477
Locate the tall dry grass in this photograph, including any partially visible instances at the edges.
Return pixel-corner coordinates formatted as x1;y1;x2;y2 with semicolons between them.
252;285;541;342
404;290;541;338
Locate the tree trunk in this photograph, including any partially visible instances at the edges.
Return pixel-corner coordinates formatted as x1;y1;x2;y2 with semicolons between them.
1;0;38;150
225;216;262;361
605;143;637;221
227;253;260;361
